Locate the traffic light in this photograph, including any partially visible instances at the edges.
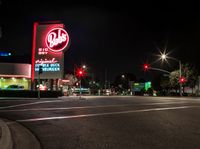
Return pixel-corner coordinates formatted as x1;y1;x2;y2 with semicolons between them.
143;64;149;71
179;76;186;83
39;65;43;74
78;70;83;76
76;68;85;77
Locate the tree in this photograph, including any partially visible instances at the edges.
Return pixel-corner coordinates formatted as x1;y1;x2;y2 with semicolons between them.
147;87;153;96
160;75;170;89
138;78;146;83
169;70;179;88
183;63;198;93
64;74;78;86
114;73;136;93
169;63;198;94
160;75;170;95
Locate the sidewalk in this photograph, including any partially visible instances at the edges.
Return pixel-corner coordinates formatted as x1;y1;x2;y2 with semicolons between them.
0;118;41;149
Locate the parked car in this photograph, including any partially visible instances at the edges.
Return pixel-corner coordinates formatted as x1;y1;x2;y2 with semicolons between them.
6;85;24;90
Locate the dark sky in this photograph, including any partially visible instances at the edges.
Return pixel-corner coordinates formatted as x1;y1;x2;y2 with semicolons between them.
1;0;200;82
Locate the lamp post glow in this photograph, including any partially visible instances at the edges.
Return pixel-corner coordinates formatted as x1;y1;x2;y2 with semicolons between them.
82;65;86;69
161;54;166;60
161;54;182;96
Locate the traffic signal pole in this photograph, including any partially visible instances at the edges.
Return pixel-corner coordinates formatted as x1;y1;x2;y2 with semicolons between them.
79;79;82;99
148;67;170;74
144;62;183;96
76;68;85;99
179;60;182;96
144;63;170;74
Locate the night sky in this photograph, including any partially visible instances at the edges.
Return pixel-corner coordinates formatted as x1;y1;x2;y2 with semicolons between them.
1;0;200;82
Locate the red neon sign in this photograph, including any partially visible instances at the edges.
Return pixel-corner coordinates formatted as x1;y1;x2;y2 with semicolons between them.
35;58;58;64
45;28;69;52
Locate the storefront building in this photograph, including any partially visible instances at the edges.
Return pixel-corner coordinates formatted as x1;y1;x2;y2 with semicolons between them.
0;21;69;91
0;62;31;90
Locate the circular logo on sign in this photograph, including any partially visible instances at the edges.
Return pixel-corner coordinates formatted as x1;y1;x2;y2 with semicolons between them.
45;28;69;52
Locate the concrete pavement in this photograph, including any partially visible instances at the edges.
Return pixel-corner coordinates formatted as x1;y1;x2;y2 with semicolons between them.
0;119;12;149
0;118;41;149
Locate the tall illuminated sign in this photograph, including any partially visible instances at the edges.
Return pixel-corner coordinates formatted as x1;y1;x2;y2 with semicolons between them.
32;22;70;80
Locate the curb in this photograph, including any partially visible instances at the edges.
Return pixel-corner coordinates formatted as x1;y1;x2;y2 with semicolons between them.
0;119;13;149
6;120;42;149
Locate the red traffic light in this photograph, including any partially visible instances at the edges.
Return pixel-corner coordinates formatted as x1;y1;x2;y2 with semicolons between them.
76;68;85;77
143;64;149;71
179;76;186;83
78;70;83;75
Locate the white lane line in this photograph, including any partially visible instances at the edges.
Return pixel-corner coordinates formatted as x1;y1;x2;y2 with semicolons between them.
0;101;189;112
0;100;64;110
17;106;199;122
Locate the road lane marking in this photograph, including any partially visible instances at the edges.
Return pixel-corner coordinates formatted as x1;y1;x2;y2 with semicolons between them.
16;105;199;122
84;96;200;102
0;100;64;109
0;101;190;112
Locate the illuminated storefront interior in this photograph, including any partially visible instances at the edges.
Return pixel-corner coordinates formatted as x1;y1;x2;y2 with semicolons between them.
0;63;31;90
0;77;31;90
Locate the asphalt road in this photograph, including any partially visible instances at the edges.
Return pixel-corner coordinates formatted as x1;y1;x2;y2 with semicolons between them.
1;96;200;149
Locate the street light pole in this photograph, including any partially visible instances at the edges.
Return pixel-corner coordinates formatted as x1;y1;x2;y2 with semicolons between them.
172;58;182;97
161;53;182;96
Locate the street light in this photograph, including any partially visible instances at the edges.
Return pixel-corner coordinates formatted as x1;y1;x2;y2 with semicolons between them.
161;53;182;96
161;54;166;60
82;65;86;69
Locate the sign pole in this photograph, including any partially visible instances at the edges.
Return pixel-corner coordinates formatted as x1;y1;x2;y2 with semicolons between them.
38;73;40;99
